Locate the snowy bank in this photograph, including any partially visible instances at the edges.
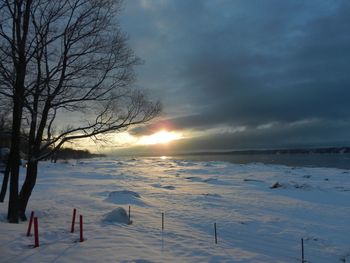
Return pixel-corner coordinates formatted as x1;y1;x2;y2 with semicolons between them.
0;157;349;262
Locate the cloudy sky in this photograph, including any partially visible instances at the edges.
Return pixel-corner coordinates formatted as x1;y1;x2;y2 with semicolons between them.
108;0;350;154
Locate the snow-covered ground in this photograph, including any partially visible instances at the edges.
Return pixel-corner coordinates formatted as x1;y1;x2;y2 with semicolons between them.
0;157;349;262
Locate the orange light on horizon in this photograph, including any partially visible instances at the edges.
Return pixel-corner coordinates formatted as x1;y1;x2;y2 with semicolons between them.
138;130;183;145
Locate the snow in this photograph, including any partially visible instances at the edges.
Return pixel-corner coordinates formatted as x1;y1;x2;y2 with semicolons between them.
102;207;132;225
0;157;349;262
105;190;147;206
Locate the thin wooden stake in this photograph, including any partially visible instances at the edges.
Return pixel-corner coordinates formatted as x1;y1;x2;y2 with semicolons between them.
128;206;131;221
34;217;39;248
214;222;217;244
26;211;34;236
162;212;164;231
301;238;304;263
71;208;76;233
79;215;84;242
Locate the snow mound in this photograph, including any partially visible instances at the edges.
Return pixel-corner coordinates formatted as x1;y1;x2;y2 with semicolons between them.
202;193;222;198
270;181;313;190
243;178;264;182
270;181;284;189
102;207;132;225
151;183;176;190
202;178;223;184
185;176;226;185
105;190;146;206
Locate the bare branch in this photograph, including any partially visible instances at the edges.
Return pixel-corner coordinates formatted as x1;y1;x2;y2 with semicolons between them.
1;0;161;162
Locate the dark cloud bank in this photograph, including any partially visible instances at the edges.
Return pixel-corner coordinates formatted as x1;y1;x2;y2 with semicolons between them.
118;0;350;153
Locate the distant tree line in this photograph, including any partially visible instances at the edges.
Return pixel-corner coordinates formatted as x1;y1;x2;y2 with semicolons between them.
1;116;102;161
51;148;105;161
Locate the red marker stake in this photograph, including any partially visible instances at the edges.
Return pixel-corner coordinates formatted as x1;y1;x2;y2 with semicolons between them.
34;217;39;248
79;215;84;242
214;222;217;244
71;208;76;233
27;211;34;236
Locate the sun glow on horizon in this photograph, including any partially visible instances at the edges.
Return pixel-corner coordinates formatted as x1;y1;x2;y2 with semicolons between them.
138;130;183;145
72;129;185;153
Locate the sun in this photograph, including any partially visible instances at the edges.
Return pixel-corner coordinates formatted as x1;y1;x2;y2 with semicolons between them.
138;130;183;145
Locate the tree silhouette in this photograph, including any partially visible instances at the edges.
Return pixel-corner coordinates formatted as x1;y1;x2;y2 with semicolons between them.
0;0;160;222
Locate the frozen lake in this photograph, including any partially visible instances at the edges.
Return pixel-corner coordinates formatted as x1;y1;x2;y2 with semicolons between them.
163;153;350;170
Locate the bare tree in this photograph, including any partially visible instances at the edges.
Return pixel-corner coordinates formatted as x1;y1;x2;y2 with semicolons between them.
0;101;12;202
0;0;161;222
0;0;34;222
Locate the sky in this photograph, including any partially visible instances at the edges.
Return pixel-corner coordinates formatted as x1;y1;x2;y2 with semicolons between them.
103;0;350;154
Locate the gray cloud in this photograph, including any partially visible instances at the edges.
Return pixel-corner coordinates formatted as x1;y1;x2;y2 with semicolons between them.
120;0;350;150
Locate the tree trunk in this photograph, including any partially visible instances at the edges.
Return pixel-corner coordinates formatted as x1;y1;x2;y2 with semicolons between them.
5;0;33;223
18;161;38;221
7;64;26;223
0;159;11;202
7;99;22;223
